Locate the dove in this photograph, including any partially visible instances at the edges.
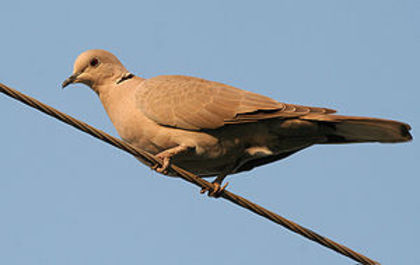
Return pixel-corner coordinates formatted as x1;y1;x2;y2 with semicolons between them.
62;49;412;196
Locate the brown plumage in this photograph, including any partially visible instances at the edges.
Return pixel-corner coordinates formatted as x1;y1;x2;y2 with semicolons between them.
63;49;412;196
137;74;411;144
137;75;336;130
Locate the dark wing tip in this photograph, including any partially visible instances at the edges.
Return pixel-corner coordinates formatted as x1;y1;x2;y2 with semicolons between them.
401;124;413;141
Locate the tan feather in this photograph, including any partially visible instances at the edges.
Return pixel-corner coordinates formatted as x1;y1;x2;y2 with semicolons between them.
136;75;334;130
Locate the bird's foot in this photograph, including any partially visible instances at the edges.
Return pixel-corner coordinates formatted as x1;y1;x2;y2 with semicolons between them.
200;181;229;198
152;145;189;175
152;154;171;175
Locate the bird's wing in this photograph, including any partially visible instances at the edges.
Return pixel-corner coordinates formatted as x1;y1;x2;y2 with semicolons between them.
136;75;335;130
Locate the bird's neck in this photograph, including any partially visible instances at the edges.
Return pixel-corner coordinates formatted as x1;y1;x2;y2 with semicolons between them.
96;76;145;130
97;76;135;103
95;76;151;146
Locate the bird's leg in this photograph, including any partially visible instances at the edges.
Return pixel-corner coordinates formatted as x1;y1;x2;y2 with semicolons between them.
199;156;253;197
200;173;229;198
152;145;189;175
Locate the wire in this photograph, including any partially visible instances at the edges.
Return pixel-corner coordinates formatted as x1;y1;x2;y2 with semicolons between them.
0;82;380;265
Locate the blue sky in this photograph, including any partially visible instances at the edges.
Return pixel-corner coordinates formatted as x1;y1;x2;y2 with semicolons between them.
0;1;418;264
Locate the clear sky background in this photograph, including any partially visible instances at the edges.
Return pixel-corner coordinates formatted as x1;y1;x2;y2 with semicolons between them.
0;1;418;264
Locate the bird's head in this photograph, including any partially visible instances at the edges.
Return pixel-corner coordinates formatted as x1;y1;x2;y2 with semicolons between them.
62;49;131;93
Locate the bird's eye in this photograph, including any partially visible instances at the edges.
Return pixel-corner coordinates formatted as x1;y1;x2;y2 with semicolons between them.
90;58;99;67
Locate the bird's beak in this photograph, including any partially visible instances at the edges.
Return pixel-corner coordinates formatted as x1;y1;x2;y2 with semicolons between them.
62;72;81;89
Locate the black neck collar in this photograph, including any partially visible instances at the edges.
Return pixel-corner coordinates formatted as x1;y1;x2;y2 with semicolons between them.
116;73;134;84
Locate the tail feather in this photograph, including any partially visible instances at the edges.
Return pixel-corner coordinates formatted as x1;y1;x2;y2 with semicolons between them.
301;114;412;143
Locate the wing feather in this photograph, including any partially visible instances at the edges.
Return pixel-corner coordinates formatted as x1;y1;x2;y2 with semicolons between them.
136;75;335;130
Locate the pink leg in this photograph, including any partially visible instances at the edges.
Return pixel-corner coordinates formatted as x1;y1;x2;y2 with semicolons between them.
152;145;189;174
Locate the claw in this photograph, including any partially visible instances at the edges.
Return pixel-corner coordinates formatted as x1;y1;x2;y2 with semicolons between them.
200;182;229;198
152;156;170;175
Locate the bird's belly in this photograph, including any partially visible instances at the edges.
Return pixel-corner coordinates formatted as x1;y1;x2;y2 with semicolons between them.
119;119;238;174
147;127;246;176
117;114;287;177
166;126;266;177
172;141;242;177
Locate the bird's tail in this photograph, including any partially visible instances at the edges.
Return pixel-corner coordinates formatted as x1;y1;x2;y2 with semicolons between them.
301;114;412;144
